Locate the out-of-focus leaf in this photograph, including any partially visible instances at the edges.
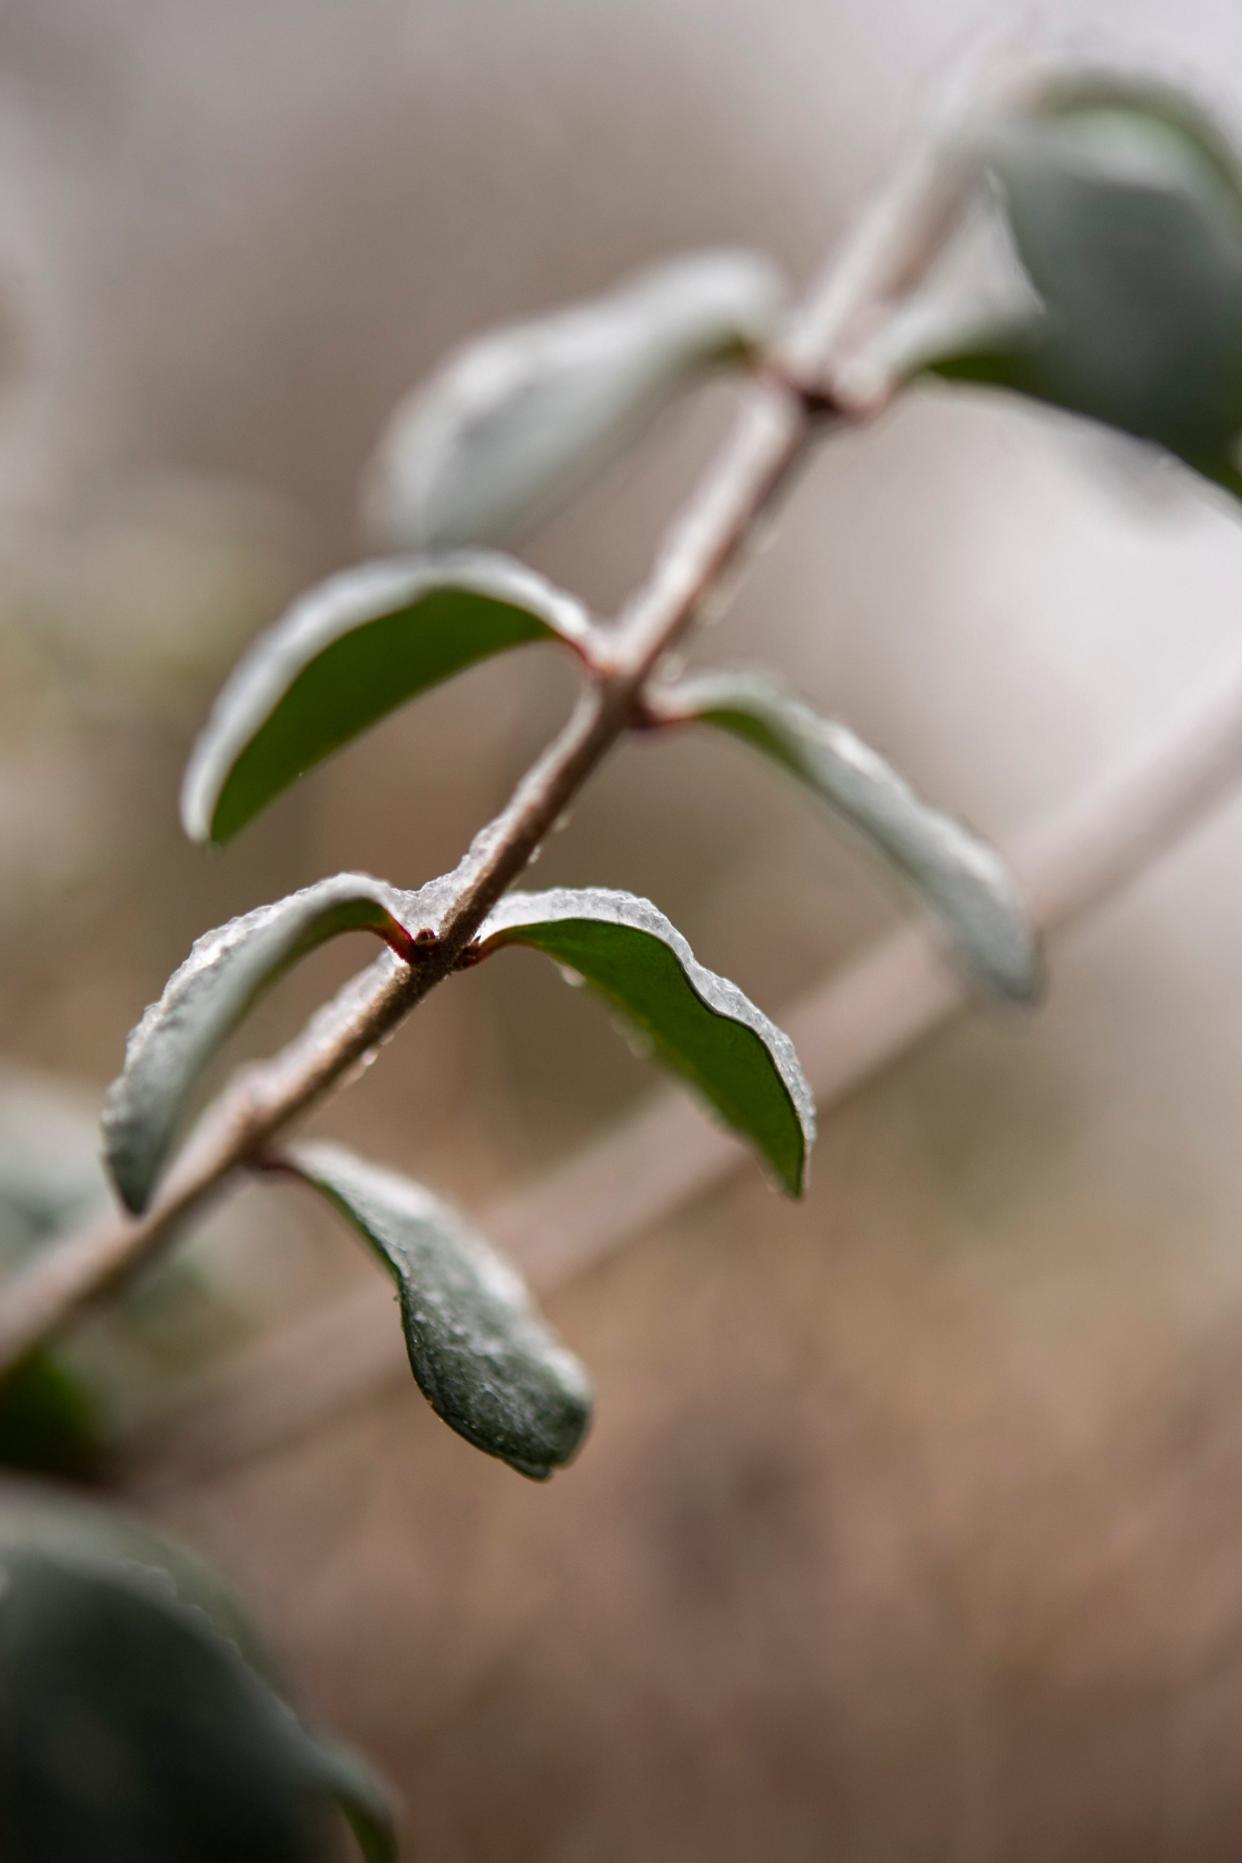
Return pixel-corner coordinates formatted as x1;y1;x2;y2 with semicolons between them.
0;1074;114;1478
103;874;417;1216
0;1493;397;1863
365;249;784;552
0;1068;293;1475
0;1068;108;1251
656;672;1040;1002
182;553;594;844
0;1352;108;1479
472;888;815;1196
919;77;1242;484
282;1143;592;1480
309;1739;400;1863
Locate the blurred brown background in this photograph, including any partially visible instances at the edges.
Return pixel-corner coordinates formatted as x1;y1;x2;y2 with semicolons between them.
7;1;1242;1857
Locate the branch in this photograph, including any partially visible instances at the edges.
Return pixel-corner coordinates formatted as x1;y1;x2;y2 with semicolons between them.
125;643;1242;1487
0;76;978;1380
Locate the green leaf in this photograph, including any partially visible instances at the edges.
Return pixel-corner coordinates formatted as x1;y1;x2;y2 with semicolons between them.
657;673;1040;1002
0;1069;290;1477
0;1494;397;1863
0;1351;109;1480
281;1143;592;1480
183;553;594;844
103;873;417;1215
365;249;783;552
0;1490;265;1654
919;77;1242;480
472;888;815;1196
0;1074;115;1478
309;1739;400;1863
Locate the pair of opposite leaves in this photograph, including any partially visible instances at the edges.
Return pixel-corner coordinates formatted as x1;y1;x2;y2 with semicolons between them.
361;79;1242;547
108;561;1036;1482
107;71;1229;1483
13;79;1222;1863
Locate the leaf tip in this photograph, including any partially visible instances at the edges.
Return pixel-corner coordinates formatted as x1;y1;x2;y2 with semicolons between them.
779;1113;813;1200
179;742;230;848
542;1348;595;1471
1000;924;1047;1008
183;733;259;849
100;1094;155;1218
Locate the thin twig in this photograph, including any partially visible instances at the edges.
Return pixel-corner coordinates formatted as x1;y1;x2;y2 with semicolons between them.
0;79;974;1380
126;645;1242;1488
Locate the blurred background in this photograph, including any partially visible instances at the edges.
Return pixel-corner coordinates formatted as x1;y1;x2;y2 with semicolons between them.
7;1;1242;1856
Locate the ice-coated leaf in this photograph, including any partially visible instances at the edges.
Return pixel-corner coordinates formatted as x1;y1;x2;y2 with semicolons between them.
658;673;1040;1002
365;249;784;552
920;77;1242;482
473;888;815;1196
183;553;594;844
103;874;417;1216
281;1143;592;1480
0;1494;396;1863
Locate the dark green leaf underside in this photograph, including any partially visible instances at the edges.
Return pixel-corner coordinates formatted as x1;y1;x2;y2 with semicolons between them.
284;1143;592;1479
198;592;543;845
477;889;814;1196
182;551;595;845
183;556;591;844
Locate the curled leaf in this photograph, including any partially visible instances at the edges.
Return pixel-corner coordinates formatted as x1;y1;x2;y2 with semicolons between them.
473;887;815;1196
918;76;1242;483
657;672;1040;1002
103;874;416;1215
183;553;594;844
281;1143;592;1480
365;249;784;551
0;1494;396;1863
